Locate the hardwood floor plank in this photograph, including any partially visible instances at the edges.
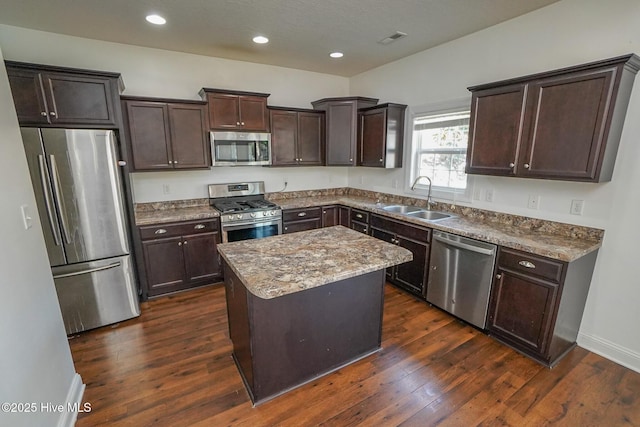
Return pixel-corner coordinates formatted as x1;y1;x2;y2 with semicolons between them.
69;283;640;427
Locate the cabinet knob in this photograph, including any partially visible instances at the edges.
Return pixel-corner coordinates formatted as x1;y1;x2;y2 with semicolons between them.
524;163;530;169
49;111;56;116
509;162;515;168
174;160;178;164
284;226;288;231
178;242;182;246
379;158;383;162
41;111;47;117
349;158;353;162
183;241;188;245
241;122;245;126
236;122;240;126
496;273;502;279
299;158;302;161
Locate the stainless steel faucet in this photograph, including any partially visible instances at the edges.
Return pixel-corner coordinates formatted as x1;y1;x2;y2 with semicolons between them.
411;176;435;210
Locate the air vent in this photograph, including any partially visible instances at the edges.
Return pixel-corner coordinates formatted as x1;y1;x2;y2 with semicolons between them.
378;31;407;45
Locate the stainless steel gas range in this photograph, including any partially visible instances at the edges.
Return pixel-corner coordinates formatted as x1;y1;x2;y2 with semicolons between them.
209;181;282;243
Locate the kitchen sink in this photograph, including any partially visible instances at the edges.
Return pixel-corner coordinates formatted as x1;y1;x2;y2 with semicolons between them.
381;205;422;214
406;210;454;221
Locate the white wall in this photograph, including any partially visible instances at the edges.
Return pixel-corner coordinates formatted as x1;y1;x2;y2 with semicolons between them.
350;0;640;371
0;47;82;427
0;24;350;203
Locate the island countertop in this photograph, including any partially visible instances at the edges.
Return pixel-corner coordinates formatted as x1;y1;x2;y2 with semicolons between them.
217;225;413;299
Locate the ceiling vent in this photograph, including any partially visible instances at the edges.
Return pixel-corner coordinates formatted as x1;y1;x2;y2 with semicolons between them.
378;31;407;45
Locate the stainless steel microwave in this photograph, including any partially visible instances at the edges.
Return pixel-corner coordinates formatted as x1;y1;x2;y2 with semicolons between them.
210;132;271;166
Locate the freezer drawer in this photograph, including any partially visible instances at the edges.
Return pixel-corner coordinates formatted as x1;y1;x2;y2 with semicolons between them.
427;231;497;329
52;255;140;334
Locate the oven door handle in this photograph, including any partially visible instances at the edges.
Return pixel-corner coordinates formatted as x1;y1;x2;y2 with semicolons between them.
222;219;282;231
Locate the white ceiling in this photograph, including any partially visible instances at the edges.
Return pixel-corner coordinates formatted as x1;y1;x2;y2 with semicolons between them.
0;0;559;77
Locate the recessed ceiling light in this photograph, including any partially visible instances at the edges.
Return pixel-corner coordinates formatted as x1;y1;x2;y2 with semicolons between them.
329;52;344;59
145;14;166;25
253;36;269;44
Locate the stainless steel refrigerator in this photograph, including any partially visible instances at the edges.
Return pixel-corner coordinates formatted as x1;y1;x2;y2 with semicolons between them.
21;128;140;334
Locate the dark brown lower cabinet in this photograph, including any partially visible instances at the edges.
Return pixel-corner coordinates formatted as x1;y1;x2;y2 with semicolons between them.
139;219;222;297
283;207;322;234
487;247;598;367
369;214;431;298
350;208;369;234
321;205;339;227
339;206;351;226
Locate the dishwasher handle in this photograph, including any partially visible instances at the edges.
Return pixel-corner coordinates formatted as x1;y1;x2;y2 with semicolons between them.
433;234;495;256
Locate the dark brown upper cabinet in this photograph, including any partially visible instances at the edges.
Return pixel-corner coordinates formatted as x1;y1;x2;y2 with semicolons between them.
358;103;407;168
466;54;640;182
5;60;122;128
311;97;378;166
269;107;324;166
122;96;210;171
199;88;270;132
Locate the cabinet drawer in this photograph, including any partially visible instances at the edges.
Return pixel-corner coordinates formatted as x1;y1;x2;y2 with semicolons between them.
351;220;369;234
283;207;322;222
350;209;369;224
370;214;431;242
283;218;321;234
498;247;565;283
139;219;218;240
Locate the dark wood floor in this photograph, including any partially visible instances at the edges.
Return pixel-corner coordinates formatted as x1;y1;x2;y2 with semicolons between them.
69;283;640;426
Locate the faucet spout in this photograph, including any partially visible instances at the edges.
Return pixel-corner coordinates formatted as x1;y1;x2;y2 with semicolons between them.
411;176;435;210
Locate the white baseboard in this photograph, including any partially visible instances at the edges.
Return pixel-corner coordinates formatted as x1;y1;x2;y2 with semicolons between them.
56;373;85;427
578;332;640;374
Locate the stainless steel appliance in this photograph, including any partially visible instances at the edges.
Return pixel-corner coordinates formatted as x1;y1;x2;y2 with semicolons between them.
208;181;282;242
210;131;271;166
21;128;140;334
427;230;497;329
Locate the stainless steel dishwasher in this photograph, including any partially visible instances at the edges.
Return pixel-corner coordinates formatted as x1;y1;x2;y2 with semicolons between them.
427;230;497;329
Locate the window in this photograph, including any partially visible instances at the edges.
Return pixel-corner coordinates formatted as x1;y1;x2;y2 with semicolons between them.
409;108;470;199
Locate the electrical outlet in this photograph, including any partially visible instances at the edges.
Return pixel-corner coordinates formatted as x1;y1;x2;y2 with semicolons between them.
570;199;585;215
528;195;540;209
485;189;494;202
162;184;170;195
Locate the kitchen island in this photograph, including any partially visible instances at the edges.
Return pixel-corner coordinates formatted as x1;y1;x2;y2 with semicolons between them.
217;226;412;405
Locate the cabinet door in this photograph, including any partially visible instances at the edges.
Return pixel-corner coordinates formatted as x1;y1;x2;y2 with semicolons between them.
270;110;298;165
239;96;269;131
297;111;324;165
466;84;526;176
43;73;117;127
488;270;558;355
207;93;241;129
359;109;386;167
520;68;616;180
125;101;173;170
394;236;429;297
6;68;50;125
142;236;186;296
321;206;339;227
168;103;210;169
326;102;356;165
183;232;222;283
339;206;350;226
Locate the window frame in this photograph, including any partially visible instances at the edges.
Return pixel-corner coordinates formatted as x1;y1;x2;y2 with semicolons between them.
404;98;474;203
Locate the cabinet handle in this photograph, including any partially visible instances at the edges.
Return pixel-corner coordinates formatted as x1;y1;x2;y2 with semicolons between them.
174;160;178;164
356;213;363;219
349;158;353;162
297;212;307;217
299;158;302;161
236;122;240;125
49;111;57;116
183;241;188;245
241;122;245;126
518;260;536;269
379;158;383;162
154;229;167;234
524;163;530;169
194;224;206;229
178;242;182;246
363;227;368;233
496;274;502;279
41;111;47;117
509;162;515;168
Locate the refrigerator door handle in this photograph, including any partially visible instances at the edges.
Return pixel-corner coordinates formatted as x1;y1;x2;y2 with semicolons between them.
49;154;72;244
53;261;121;279
37;154;62;246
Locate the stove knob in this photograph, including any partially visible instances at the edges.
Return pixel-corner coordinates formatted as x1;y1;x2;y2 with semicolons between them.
271;210;277;216
236;214;243;220
250;213;257;218
227;215;233;221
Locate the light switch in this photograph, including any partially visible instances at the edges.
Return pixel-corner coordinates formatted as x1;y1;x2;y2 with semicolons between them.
20;204;33;230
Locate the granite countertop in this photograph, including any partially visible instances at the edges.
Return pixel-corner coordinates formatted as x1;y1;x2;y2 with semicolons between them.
274;196;602;262
217;226;413;299
135;205;219;226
